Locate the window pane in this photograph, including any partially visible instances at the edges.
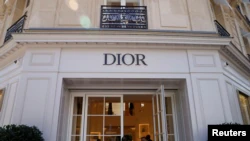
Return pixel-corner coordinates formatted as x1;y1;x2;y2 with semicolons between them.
88;97;104;115
104;136;120;141
168;135;175;141
154;115;158;135
86;136;102;141
87;116;103;135
153;95;157;114
166;116;174;134
72;116;82;135
105;97;121;115
165;97;172;114
104;116;121;135
238;93;250;124
0;89;5;112
159;113;163;134
73;97;83;115
71;136;80;141
126;0;140;6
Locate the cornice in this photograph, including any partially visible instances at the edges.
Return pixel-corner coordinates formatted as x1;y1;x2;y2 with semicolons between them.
219;43;250;76
0;31;232;63
11;32;232;45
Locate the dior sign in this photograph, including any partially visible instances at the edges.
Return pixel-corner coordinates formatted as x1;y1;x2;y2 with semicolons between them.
104;53;147;66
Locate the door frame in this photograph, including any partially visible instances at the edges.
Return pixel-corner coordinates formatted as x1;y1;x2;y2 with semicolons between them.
67;90;179;141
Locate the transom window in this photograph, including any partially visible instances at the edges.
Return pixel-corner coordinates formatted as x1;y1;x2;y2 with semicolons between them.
105;0;143;6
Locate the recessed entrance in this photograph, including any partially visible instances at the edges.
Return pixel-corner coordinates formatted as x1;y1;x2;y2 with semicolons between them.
58;78;192;141
68;90;176;141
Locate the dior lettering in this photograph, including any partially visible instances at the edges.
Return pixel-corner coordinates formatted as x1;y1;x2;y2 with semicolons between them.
104;53;147;66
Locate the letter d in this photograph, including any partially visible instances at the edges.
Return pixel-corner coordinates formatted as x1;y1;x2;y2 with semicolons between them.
104;53;116;65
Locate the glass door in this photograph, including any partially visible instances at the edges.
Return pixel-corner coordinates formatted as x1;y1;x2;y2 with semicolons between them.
68;95;85;141
68;90;174;141
84;95;123;141
152;85;168;141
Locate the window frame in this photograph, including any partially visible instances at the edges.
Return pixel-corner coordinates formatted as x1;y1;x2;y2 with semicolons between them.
67;91;179;141
104;0;143;6
165;92;178;141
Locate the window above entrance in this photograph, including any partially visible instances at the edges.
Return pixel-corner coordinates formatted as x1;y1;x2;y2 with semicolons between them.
101;0;147;29
106;0;142;6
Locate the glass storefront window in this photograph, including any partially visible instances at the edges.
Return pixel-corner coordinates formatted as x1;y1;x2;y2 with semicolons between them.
0;89;5;112
69;92;177;141
238;92;250;124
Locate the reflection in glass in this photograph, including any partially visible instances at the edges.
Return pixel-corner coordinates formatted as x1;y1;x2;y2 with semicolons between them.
0;89;5;112
238;93;250;124
105;116;121;135
88;97;104;115
87;116;103;135
72;116;82;135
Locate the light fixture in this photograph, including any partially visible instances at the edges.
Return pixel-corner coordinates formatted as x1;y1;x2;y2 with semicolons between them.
141;103;144;108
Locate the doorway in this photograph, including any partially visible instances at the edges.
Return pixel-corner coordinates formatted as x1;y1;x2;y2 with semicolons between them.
68;87;177;141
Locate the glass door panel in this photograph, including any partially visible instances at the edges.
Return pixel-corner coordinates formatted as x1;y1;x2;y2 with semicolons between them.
85;96;123;141
152;85;167;141
70;96;85;141
165;95;176;141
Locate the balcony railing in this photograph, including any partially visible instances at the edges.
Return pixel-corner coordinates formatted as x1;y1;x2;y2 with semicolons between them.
4;15;26;43
235;5;250;27
244;15;250;25
236;5;241;14
214;20;230;37
100;6;148;29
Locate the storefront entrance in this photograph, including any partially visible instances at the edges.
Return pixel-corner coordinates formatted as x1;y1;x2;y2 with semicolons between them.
68;86;177;141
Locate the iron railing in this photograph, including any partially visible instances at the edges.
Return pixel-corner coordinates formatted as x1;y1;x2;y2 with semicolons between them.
235;5;250;27
4;15;26;43
236;5;241;14
214;20;230;37
100;6;148;29
244;15;250;25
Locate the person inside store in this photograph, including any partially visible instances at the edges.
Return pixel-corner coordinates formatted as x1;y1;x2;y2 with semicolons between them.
146;135;152;141
141;137;147;141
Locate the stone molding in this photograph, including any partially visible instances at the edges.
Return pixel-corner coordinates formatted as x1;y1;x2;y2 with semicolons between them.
0;30;249;76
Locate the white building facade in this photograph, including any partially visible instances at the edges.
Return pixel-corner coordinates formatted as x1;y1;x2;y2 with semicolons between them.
0;0;250;141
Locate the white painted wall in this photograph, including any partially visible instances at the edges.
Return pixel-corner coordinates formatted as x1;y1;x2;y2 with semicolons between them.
0;47;249;141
